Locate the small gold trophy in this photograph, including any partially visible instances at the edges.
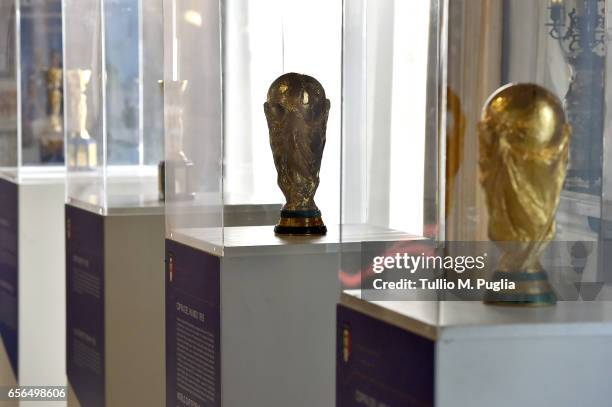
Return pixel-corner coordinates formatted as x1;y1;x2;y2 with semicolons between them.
66;69;97;170
40;52;64;162
479;83;570;305
264;73;330;235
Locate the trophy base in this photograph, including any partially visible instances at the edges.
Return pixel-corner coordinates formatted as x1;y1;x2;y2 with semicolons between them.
483;270;557;306
40;132;64;163
274;209;327;236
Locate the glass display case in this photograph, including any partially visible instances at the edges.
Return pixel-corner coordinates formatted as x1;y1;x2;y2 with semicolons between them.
340;0;612;306
339;0;443;301
163;0;342;254
163;3;344;405
63;0;164;213
0;0;64;181
336;4;612;406
442;0;612;303
0;0;67;389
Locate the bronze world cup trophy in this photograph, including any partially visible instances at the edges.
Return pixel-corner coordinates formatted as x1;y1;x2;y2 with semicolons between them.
479;83;571;306
264;73;330;235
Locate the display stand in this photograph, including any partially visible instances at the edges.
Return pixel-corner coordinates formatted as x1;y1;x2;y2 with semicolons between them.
61;0;168;404
0;173;66;406
162;0;346;404
0;0;66;400
166;225;416;406
337;292;612;407
65;198;164;407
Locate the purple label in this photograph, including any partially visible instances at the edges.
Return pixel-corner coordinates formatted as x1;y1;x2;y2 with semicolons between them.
166;239;221;407
337;305;434;407
66;205;105;407
0;178;18;378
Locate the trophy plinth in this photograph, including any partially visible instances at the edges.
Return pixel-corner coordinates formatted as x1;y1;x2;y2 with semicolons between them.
274;209;327;236
264;73;330;236
478;83;570;306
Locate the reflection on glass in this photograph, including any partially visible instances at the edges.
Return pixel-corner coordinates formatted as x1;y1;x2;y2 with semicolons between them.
164;80;194;200
444;0;611;302
547;0;605;194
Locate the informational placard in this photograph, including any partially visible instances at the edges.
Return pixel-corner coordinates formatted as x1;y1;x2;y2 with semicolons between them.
166;240;221;407
0;178;18;378
66;205;105;407
336;305;435;407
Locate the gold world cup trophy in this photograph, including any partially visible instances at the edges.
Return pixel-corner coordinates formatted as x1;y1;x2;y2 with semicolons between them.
478;83;571;306
264;73;330;235
40;52;64;163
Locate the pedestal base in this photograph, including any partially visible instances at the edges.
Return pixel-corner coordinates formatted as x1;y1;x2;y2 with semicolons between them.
338;292;612;407
0;176;65;400
165;230;340;406
66;203;164;407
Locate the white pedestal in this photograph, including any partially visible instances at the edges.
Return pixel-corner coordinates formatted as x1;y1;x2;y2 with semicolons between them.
166;225;401;406
338;291;612;407
65;201;165;407
0;174;66;407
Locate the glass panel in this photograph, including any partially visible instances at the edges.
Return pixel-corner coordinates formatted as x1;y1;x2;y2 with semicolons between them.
64;0;164;213
0;0;64;176
164;0;342;254
163;0;224;250
20;0;64;167
342;0;437;239
443;0;611;304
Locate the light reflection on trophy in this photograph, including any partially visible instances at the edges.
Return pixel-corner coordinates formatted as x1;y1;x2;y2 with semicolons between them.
163;80;194;201
264;73;330;236
40;56;64;163
66;69;97;170
479;83;571;306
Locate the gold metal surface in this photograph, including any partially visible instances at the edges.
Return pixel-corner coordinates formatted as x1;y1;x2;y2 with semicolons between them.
446;87;466;219
46;66;63;134
40;62;64;159
276;216;325;228
264;73;330;234
478;83;570;304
